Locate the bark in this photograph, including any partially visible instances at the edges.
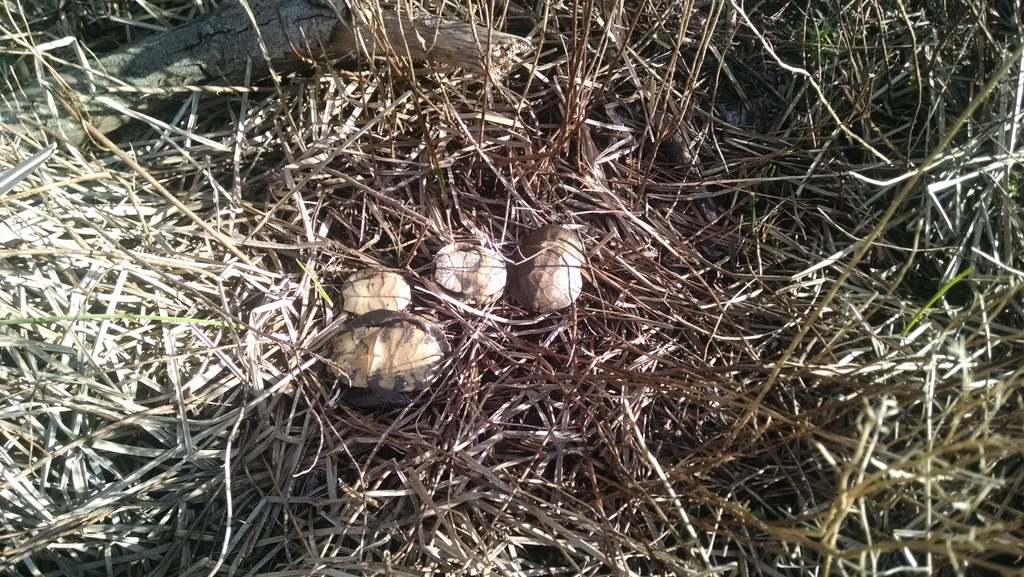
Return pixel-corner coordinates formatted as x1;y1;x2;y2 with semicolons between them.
0;0;531;146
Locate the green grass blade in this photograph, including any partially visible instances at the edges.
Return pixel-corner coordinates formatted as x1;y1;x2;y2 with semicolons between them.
902;266;974;336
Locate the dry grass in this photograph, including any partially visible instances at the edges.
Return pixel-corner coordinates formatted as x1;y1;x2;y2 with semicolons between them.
1;0;1022;575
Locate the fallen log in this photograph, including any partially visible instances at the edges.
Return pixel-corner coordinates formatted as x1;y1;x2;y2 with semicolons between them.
1;0;532;147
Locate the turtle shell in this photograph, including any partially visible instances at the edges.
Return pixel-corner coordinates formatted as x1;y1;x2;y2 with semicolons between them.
433;242;507;304
508;225;584;313
328;310;450;407
340;269;412;316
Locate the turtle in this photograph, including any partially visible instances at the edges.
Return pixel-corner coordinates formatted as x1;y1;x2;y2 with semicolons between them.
433;242;507;304
508;225;585;313
328;309;450;407
340;268;412;316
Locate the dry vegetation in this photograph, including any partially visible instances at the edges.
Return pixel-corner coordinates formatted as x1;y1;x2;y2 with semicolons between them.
1;0;1022;575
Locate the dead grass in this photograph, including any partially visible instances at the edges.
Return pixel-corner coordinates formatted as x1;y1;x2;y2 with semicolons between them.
1;0;1022;575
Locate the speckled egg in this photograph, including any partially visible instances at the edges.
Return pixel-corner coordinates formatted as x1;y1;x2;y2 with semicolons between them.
508;225;585;313
328;310;450;407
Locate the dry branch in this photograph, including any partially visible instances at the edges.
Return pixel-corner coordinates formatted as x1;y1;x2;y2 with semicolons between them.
0;0;531;146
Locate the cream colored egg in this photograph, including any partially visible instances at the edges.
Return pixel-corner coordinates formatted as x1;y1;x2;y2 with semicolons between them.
340;269;412;315
433;243;507;304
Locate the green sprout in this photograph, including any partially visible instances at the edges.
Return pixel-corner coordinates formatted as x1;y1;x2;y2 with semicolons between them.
805;27;838;66
297;260;334;307
902;266;974;336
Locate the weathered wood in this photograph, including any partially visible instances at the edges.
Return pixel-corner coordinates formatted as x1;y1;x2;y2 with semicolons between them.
0;0;531;146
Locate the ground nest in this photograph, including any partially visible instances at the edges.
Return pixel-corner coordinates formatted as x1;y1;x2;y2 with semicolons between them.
1;0;1022;575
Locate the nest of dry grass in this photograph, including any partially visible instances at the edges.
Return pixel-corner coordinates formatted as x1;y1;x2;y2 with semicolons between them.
2;0;1022;575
